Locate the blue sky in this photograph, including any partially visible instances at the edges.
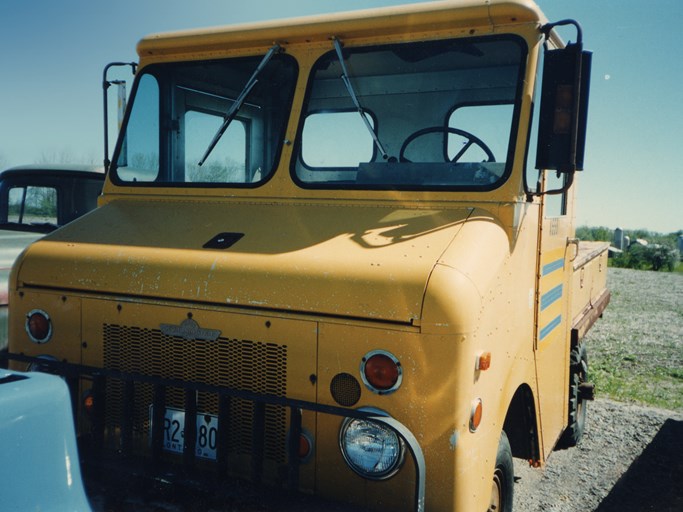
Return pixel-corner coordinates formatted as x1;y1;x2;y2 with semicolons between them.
1;0;681;233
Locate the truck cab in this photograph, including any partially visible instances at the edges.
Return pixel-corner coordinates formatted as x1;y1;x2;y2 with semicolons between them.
0;165;104;355
6;2;608;511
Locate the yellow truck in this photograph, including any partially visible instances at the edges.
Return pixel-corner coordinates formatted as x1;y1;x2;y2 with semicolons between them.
5;1;610;511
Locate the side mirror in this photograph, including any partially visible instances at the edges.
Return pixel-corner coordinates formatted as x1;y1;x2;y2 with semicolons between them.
535;21;592;173
102;62;137;172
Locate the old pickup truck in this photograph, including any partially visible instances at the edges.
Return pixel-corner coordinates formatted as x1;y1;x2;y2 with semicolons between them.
0;165;104;355
6;1;609;511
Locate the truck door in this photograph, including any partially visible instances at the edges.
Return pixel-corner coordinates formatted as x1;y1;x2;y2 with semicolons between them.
534;171;576;458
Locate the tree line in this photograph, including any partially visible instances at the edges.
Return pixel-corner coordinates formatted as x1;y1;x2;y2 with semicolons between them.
576;226;682;272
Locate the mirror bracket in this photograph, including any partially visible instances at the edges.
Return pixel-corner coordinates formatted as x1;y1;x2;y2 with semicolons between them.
534;20;591;180
102;62;138;172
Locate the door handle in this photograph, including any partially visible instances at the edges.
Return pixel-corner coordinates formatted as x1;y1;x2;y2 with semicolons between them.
567;237;580;261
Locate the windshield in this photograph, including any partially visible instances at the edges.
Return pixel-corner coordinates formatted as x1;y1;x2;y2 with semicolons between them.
294;36;526;190
111;53;297;186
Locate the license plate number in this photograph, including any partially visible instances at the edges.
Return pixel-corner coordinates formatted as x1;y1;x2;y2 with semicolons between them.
150;406;219;460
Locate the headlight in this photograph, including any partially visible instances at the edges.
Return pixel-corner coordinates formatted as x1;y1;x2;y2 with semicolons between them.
339;408;404;480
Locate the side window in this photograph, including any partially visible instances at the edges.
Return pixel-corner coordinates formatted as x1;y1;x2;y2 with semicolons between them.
7;187;24;222
117;74;160;182
302;111;375;168
185;111;247;182
8;186;58;225
543;171;568;217
526;42;543;193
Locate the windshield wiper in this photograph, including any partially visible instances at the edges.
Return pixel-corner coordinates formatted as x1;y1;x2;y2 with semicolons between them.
333;37;389;160
198;43;281;166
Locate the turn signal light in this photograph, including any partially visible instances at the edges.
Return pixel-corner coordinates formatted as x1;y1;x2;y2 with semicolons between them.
83;392;96;416
298;432;312;460
470;398;483;432
476;351;492;371
26;310;52;344
361;351;402;395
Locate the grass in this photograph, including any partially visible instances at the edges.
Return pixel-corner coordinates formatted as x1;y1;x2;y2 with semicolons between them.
585;267;683;410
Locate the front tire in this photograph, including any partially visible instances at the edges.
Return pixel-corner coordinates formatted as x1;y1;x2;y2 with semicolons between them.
489;431;514;512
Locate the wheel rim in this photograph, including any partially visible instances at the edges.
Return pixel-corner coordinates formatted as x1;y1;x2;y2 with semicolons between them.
489;468;504;511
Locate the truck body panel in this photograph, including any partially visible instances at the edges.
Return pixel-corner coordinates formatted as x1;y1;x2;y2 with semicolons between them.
571;241;610;329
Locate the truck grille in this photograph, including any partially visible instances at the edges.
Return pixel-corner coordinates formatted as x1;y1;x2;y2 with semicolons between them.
103;324;288;465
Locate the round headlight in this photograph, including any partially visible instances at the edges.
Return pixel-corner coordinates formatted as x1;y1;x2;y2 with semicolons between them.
25;309;53;344
339;408;404;480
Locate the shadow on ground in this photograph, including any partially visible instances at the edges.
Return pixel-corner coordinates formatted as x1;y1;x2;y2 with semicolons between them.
595;418;683;512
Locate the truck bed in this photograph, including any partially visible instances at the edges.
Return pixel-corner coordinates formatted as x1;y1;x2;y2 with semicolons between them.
571;241;611;343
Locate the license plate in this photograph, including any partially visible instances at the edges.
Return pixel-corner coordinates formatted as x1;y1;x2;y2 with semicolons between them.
150;406;219;460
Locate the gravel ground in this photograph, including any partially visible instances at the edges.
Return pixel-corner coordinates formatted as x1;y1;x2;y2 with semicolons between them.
89;268;683;511
511;267;683;512
512;398;683;512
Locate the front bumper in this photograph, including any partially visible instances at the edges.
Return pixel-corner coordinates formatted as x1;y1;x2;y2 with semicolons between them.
2;352;425;512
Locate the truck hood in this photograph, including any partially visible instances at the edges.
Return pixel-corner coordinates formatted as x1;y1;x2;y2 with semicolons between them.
15;200;477;323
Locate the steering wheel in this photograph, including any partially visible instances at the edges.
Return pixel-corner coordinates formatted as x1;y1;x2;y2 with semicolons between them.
399;126;495;163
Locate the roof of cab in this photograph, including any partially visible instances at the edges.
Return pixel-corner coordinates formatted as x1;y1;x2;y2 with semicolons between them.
137;0;545;59
0;164;105;180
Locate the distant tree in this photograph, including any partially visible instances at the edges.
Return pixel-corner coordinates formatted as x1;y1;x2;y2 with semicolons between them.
37;149;98;166
575;226;593;241
612;244;647;270
576;225;612;242
651;242;680;271
38;149;76;165
612;240;679;272
578;226;681;271
630;228;653;241
658;230;682;248
187;157;244;183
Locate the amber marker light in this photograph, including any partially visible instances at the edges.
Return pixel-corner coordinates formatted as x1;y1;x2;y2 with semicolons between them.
360;350;402;395
289;429;313;463
470;398;483;432
476;351;492;371
299;432;313;461
83;392;96;416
